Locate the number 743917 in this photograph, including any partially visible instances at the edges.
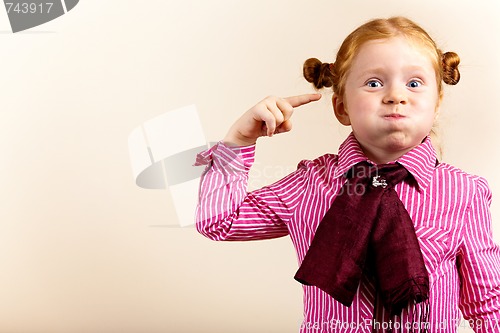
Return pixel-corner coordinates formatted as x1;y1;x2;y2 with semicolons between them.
5;2;53;14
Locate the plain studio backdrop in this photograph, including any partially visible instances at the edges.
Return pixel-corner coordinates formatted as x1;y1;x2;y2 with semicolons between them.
0;1;499;332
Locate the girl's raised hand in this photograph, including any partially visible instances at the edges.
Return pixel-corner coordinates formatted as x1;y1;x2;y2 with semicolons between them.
223;94;322;146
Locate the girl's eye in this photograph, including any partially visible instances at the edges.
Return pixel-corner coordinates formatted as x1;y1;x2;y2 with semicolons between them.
366;80;382;88
407;80;422;88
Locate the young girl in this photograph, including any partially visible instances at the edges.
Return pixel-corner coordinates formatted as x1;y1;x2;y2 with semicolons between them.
194;17;500;333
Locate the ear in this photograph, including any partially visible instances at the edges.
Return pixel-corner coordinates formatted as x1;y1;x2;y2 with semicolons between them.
333;95;351;126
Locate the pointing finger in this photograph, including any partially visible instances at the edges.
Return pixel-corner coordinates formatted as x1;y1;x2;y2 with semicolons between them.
284;93;322;108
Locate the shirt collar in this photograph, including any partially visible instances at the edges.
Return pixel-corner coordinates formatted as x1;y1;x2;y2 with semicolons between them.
334;132;437;191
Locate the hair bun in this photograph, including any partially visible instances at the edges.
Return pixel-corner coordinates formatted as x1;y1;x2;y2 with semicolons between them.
442;51;460;85
303;58;334;89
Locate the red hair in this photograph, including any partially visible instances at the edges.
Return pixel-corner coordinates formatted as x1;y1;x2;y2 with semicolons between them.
303;17;460;101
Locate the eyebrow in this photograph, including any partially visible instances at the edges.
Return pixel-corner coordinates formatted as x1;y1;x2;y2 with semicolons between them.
357;66;430;79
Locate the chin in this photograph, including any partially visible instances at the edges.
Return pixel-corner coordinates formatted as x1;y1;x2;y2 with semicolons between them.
384;133;419;152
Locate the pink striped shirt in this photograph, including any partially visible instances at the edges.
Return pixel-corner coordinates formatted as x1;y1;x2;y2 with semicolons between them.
195;133;500;333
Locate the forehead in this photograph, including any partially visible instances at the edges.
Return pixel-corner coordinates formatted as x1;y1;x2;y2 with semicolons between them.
351;36;437;72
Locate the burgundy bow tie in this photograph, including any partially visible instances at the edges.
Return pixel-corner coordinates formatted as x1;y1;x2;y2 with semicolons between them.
295;162;429;318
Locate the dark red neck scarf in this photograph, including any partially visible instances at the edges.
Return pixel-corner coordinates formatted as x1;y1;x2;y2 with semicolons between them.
295;162;429;323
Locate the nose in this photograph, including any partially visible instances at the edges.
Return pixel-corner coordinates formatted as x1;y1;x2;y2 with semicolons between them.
383;85;408;105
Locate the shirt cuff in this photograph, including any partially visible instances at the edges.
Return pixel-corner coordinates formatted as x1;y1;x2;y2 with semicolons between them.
194;141;256;172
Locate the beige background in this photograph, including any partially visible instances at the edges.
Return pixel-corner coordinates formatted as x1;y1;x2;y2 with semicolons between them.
1;1;499;332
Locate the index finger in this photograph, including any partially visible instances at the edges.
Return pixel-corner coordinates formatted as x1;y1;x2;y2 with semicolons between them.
284;93;322;108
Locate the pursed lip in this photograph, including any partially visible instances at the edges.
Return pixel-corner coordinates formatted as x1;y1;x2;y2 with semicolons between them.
383;113;406;120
